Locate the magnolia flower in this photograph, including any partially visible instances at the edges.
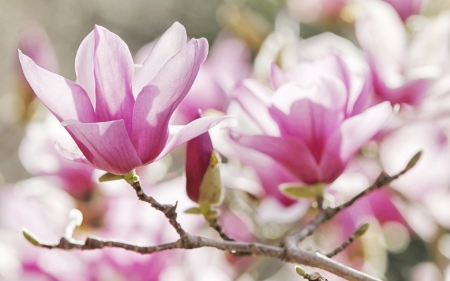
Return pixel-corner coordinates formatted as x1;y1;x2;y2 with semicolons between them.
231;55;392;185
355;0;446;106
19;22;234;175
382;0;425;21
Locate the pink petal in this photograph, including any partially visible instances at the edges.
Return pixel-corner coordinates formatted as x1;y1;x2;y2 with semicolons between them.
18;51;95;123
232;79;280;136
269;77;347;161
373;72;431;105
320;101;392;182
236;147;297;206
62;120;142;175
356;1;406;80
231;134;321;184
93;25;135;130
283;55;350;90
270;63;286;90
54;142;90;165
133;22;188;95
384;0;424;21
75;30;96;107
132;38;208;163
348;72;372;116
155;116;236;162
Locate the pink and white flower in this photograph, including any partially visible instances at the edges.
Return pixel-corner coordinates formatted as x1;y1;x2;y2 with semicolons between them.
19;22;234;175
231;55;392;185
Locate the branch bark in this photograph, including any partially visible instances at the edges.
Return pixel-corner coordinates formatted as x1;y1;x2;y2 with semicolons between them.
24;152;422;281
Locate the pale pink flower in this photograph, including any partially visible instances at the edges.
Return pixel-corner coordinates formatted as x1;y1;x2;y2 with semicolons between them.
356;0;445;106
231;55;392;185
19;22;234;175
173;35;251;124
382;0;425;21
17;23;58;74
19;115;96;198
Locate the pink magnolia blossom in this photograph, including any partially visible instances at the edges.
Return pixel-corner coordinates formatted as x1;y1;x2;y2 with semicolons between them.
382;0;425;21
379;121;450;238
231;55;392;185
356;0;446;106
0;178;178;281
19;22;233;175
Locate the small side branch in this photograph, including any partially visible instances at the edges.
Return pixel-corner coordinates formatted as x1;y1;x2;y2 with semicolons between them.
208;217;236;242
26;158;420;281
283;151;422;247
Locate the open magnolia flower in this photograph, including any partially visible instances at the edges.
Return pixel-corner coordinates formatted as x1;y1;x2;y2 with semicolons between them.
231;55;392;185
19;22;234;175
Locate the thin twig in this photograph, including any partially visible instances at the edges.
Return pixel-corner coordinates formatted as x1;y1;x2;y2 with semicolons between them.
24;151;422;281
326;236;355;258
25;230;380;281
283;152;419;248
208;217;236;241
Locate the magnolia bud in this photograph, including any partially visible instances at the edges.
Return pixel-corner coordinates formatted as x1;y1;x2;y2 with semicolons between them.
186;118;223;207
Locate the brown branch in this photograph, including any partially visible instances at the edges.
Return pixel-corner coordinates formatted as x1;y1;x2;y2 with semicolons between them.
283;151;421;248
208;217;236;242
129;180;188;242
24;230;380;281
23;179;383;281
326;236;355;258
26;155;424;281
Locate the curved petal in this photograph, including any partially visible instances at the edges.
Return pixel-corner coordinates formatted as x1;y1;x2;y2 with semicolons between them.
356;0;406;78
320;102;392;182
270;77;347;161
62;120;142;175
154;116;236;162
270;63;286;90
75;30;95;107
236;146;297;206
132;38;208;163
231;134;321;184
133;22;188;94
93;25;135;129
373;70;431;105
232;80;280;136
18;51;95;123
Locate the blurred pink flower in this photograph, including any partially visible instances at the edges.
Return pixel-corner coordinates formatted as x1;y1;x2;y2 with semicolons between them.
19;22;234;175
0;179;178;281
173;34;251;124
231;56;392;185
17;23;58;74
356;0;445;106
19;115;96;199
379;121;450;237
382;0;425;21
286;0;424;24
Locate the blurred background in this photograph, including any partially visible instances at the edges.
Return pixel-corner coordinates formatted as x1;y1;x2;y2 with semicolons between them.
0;0;224;183
2;0;450;280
